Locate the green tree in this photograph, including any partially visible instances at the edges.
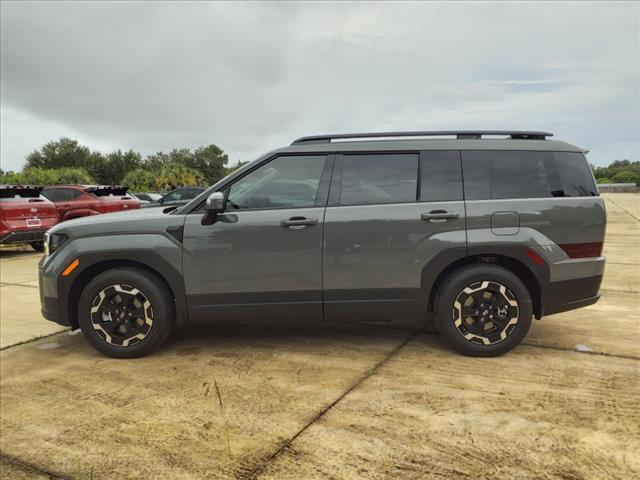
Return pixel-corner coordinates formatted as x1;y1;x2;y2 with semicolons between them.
612;171;638;184
26;138;93;170
187;144;229;186
225;160;249;176
19;167;62;185
156;162;204;190
122;168;157;191
95;149;143;185
55;167;94;184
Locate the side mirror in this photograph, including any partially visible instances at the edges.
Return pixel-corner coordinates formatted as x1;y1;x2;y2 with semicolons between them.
205;192;225;214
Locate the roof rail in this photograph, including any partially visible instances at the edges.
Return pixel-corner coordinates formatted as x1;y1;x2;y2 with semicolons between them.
291;130;553;145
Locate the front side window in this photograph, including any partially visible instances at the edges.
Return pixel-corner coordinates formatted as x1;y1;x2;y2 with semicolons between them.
462;150;598;200
226;155;326;210
339;154;418;205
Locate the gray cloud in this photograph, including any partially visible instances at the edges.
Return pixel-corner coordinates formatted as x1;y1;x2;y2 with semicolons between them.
1;1;638;170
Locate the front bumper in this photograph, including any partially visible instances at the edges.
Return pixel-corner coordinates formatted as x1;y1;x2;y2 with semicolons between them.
39;255;72;326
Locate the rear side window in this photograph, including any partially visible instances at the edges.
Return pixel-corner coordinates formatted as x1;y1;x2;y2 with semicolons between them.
419;151;463;202
462;151;598;200
339;154;418;205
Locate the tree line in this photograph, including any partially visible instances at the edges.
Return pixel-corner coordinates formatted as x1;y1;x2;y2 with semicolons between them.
1;138;637;189
590;160;640;186
0;137;248;191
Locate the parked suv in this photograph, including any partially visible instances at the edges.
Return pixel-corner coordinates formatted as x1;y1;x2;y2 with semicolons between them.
139;186;206;209
39;131;605;358
1;185;58;251
41;185;140;221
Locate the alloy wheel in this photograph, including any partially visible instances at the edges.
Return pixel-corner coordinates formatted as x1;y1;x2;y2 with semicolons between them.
452;280;519;345
90;284;154;347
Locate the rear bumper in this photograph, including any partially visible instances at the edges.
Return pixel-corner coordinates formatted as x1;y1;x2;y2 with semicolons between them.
0;229;48;244
542;274;603;317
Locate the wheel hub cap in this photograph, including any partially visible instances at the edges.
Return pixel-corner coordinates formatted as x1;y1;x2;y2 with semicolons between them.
452;280;519;346
90;284;154;347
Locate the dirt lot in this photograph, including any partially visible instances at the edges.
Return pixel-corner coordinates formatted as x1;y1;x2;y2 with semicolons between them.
1;194;638;479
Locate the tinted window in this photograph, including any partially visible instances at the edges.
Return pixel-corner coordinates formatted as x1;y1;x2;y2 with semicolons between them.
462;151;598;200
163;190;187;202
41;189;57;201
420;151;463;202
42;188;77;202
227;155;326;210
339;154;418;205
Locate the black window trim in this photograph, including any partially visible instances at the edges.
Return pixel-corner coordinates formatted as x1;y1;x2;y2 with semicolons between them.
417;150;464;203
191;153;333;214
329;151;421;208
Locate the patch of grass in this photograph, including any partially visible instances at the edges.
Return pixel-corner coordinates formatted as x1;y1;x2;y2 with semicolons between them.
74;461;94;480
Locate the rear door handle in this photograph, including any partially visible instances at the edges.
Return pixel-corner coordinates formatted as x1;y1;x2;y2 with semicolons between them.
421;211;460;222
281;217;318;228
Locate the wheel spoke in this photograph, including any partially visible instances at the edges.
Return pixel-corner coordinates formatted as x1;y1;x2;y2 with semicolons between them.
453;281;519;345
91;284;153;346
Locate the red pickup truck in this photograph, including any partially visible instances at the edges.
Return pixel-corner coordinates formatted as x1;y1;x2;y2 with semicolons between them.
41;185;140;222
0;185;59;251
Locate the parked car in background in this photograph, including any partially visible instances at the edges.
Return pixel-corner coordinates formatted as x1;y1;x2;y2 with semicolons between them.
132;192;163;203
41;185;140;222
140;186;205;209
0;185;58;251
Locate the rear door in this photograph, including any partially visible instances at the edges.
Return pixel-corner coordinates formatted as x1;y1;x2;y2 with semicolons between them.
323;151;466;323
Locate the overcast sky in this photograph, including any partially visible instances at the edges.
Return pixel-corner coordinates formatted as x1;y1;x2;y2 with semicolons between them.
1;1;638;171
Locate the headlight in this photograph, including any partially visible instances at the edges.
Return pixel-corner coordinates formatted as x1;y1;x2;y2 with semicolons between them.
44;233;68;256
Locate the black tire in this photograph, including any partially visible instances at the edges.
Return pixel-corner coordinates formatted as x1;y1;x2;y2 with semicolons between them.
77;267;174;358
30;241;44;252
434;264;533;357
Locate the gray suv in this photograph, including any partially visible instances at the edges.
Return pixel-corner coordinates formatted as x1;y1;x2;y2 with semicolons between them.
39;131;606;358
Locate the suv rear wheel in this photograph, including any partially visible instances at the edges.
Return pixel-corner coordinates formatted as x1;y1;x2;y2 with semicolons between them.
434;264;533;357
77;267;174;358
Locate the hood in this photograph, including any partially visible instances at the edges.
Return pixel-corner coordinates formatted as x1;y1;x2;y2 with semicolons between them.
49;207;184;238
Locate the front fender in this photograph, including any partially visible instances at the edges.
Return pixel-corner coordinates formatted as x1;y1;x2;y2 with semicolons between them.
41;233;187;327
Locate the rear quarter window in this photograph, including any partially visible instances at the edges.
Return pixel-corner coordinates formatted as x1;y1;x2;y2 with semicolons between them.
462;150;598;200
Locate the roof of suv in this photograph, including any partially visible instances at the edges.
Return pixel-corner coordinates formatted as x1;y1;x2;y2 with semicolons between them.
277;131;584;155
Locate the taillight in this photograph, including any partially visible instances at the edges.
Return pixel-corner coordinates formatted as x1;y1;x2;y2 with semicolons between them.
559;242;604;259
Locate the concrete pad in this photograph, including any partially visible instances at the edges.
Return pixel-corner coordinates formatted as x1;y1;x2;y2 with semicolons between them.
601;263;639;293
0;285;67;348
0;322;410;479
0;254;40;285
0;457;51;479
258;337;640;480
526;290;639;358
603;243;639;265
603;193;639;220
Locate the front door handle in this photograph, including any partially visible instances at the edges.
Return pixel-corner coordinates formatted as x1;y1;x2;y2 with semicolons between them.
421;211;460;222
281;216;318;228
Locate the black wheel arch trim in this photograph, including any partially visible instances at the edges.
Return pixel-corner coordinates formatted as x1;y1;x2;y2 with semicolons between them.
422;245;548;320
58;250;188;329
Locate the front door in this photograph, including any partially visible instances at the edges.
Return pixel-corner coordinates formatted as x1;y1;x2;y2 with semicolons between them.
183;155;331;322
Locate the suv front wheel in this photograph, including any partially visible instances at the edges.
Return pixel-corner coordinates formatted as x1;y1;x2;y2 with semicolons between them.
77;267;174;358
434;264;533;357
